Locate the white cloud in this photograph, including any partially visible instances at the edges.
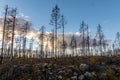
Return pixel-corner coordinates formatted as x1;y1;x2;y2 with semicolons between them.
75;32;82;36
18;13;30;20
20;13;24;17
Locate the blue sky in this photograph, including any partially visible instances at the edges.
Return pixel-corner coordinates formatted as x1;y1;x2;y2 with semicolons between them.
0;0;120;41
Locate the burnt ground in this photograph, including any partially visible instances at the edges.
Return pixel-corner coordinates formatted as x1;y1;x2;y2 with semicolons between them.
0;56;120;80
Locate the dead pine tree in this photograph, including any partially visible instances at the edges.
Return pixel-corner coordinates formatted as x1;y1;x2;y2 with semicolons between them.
114;32;120;56
21;21;31;58
29;38;34;58
4;20;12;58
96;24;104;56
0;5;8;64
4;14;11;58
50;5;61;56
61;15;67;56
22;23;27;58
18;32;22;57
36;47;39;58
79;21;87;56
39;26;45;58
44;36;49;58
112;43;115;56
93;38;97;56
102;35;108;56
10;9;17;60
1;5;17;63
49;29;54;58
14;38;19;58
70;35;77;56
4;15;13;58
57;40;60;57
86;25;90;56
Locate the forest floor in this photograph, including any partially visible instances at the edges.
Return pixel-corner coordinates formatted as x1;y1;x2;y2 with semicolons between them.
0;56;120;80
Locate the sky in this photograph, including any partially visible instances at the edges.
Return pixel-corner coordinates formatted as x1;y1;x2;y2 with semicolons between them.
0;0;120;41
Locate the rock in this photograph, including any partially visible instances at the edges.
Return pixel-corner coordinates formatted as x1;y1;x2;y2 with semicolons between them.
71;76;77;80
68;65;74;68
58;75;62;79
43;63;48;67
13;66;22;77
58;70;65;75
22;64;33;74
98;65;108;72
66;78;71;80
78;75;84;80
91;72;96;76
80;64;89;71
73;72;78;76
84;71;92;77
13;65;17;68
